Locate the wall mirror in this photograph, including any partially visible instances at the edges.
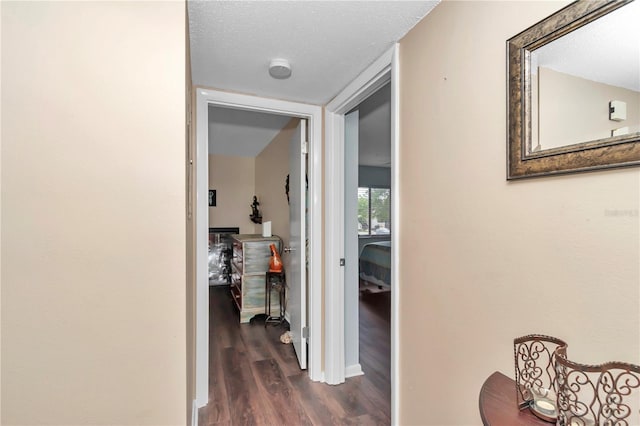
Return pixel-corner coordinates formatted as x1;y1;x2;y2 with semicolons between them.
507;0;640;179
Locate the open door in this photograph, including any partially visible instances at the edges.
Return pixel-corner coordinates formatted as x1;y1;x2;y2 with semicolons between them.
284;119;307;369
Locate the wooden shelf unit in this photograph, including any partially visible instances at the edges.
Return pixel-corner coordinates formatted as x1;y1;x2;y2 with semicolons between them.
230;234;282;323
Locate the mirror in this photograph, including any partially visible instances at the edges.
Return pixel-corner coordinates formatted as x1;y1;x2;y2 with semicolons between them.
507;0;640;179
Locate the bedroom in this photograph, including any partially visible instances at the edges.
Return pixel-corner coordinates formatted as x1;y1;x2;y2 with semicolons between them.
353;83;393;295
346;81;392;394
206;105;301;324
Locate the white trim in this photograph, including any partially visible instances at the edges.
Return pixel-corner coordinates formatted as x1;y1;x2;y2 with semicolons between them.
323;44;398;422
195;92;209;407
192;399;199;426
345;363;364;378
343;110;360;373
307;99;324;383
195;89;324;405
323;107;345;385
390;45;401;426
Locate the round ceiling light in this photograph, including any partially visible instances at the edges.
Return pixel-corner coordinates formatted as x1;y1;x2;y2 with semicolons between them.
269;58;292;79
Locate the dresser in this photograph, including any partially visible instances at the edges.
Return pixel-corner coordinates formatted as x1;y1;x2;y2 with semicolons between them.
230;234;282;323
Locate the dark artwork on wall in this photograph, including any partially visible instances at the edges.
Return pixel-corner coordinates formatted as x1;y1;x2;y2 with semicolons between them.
250;195;262;224
285;173;309;205
209;190;216;207
285;174;290;204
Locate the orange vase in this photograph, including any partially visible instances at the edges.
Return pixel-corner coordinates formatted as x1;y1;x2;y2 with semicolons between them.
269;243;283;273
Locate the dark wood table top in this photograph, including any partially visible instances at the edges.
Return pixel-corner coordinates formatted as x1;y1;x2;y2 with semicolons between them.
479;371;551;426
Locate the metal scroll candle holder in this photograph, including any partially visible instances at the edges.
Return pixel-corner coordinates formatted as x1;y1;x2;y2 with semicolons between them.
554;346;640;426
514;335;640;425
514;334;567;421
514;335;567;406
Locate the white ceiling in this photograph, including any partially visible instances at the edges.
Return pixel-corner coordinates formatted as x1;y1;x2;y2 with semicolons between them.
532;0;640;92
208;106;292;157
188;1;438;105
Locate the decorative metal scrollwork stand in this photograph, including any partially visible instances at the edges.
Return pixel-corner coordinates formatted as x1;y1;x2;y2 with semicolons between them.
514;334;640;425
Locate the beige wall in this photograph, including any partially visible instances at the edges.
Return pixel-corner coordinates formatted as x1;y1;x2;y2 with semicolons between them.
0;1;4;418
255;118;299;247
208;155;256;234
538;67;640;149
1;2;187;425
208;117;296;240
398;1;639;424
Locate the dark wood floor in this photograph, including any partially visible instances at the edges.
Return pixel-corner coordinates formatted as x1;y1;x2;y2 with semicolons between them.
198;286;391;426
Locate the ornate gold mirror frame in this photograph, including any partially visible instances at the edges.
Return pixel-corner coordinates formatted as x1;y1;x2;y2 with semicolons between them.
507;0;640;180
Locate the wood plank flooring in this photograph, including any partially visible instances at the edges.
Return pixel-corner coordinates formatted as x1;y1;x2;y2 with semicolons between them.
198;286;391;426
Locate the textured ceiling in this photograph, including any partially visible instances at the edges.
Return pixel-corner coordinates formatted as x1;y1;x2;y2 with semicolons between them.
358;82;391;167
208;106;292;157
532;1;640;92
188;0;439;104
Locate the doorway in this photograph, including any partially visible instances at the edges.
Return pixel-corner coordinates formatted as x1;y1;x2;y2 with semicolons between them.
194;88;323;406
323;45;399;423
345;82;392;380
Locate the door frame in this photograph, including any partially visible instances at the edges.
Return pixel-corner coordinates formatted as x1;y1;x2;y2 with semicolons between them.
323;44;400;423
194;88;323;406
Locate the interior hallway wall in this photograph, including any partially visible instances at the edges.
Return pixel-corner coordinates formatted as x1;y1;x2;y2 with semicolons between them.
398;1;639;424
255;118;300;248
1;2;187;424
208;155;256;234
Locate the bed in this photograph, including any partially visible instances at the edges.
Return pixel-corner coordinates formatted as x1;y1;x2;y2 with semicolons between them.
359;240;391;289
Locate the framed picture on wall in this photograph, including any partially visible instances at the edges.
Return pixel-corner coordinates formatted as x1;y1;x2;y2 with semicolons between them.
208;190;216;207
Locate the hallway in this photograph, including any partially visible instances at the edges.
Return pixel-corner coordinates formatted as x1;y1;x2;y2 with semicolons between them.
198;286;391;425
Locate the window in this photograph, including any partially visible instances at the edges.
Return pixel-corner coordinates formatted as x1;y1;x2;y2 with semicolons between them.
358;187;391;236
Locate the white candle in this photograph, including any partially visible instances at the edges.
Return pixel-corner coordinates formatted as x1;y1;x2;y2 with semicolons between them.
569;418;595;426
535;399;555;411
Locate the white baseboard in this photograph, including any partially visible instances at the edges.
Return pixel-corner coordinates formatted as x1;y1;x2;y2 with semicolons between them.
192;399;198;426
345;363;364;378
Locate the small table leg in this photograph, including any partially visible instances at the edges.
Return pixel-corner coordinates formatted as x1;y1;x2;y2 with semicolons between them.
265;271;286;327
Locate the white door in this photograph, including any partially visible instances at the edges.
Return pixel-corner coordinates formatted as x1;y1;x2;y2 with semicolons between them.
285;119;307;369
344;110;360;371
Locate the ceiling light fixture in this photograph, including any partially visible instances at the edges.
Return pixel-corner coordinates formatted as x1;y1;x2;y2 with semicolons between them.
268;58;292;79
